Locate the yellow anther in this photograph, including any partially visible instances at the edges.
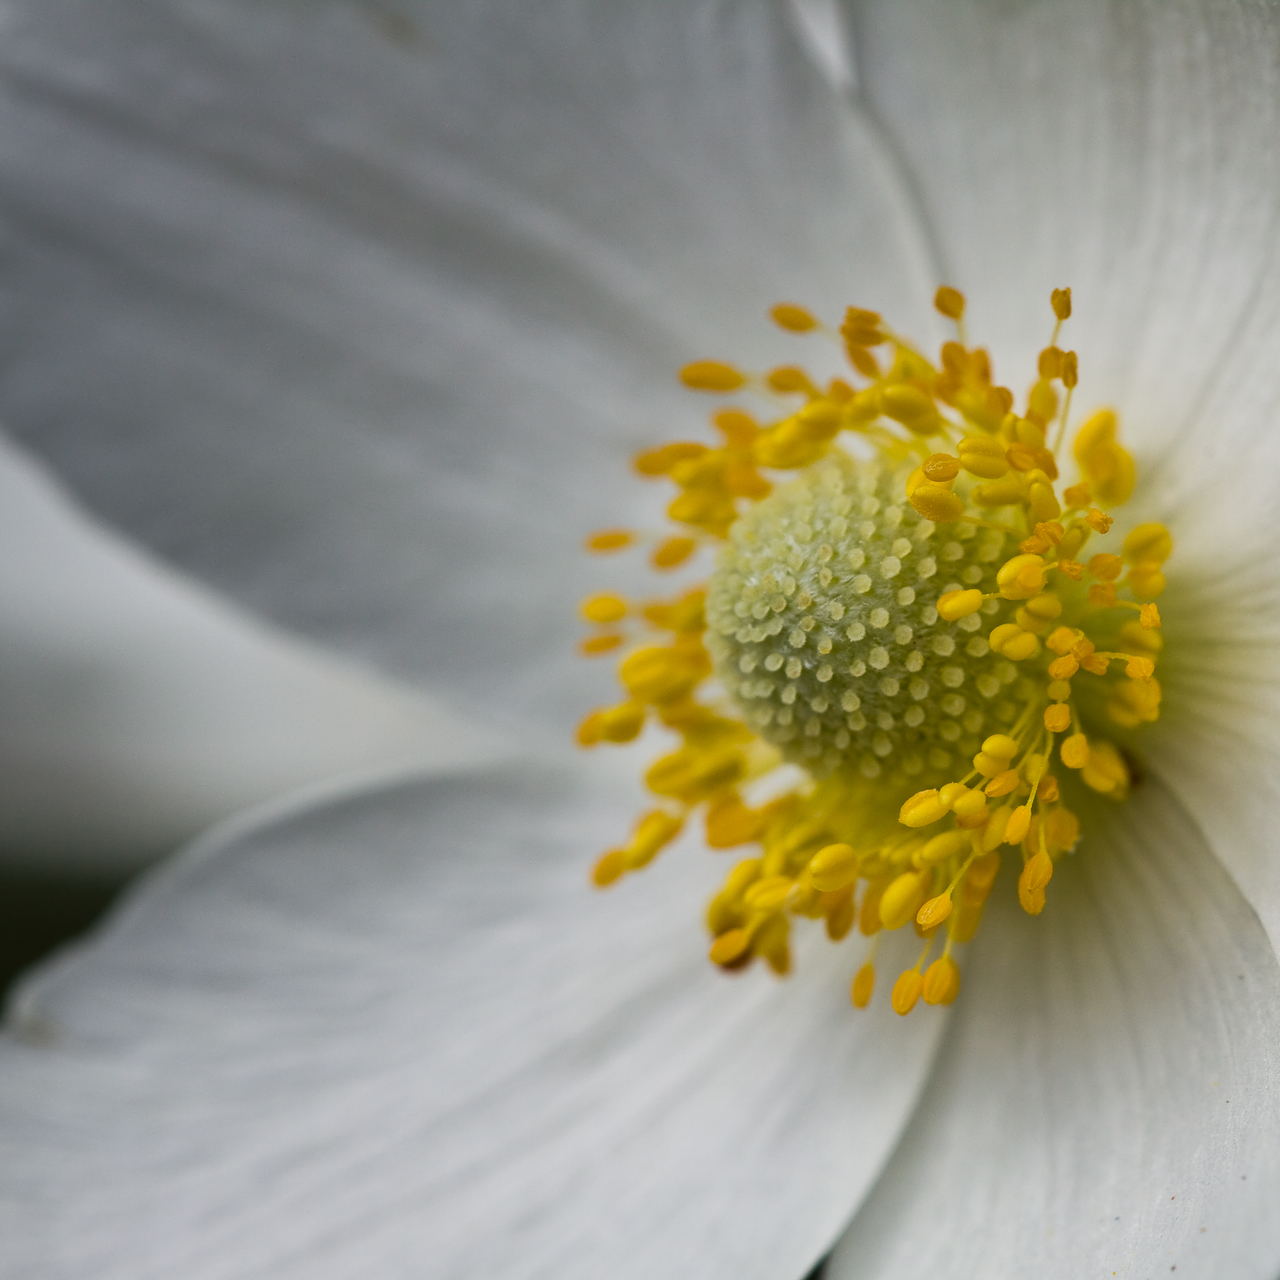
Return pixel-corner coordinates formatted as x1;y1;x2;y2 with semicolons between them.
635;441;708;476
922;452;961;482
1047;679;1072;701
1128;562;1166;600
1023;593;1063;620
1038;776;1060;802
714;408;759;445
859;880;888;935
1061;351;1078;389
587;528;633;552
579;633;624;656
705;796;764;849
973;752;1007;779
936;588;984;621
900;789;950;828
1085;507;1113;534
922;954;961;1005
841;306;885;347
882;384;942;435
891;968;924;1016
1018;850;1054;915
917;893;953;931
880;870;930;931
709;928;752;966
652;537;696;569
957;435;1010;479
766;365;815;395
1109;678;1162;728
770;303;818;332
1046;626;1080;655
982;733;1019;762
1087;553;1123;582
808;843;860;892
1044;704;1071;733
577;701;646;746
908;482;966;523
1051;287;1072;320
680;360;745;391
1027;481;1061;523
625;810;685;870
850;962;875;1009
1123;522;1173;565
996;554;1048;600
1140;603;1162;630
581;593;627;624
620;646;708;703
1060;733;1090;770
1125;655;1155;681
1004;806;1031;845
1047;654;1078;680
825;890;857;941
744;875;794;912
934;285;966;319
592;849;628;887
1037;346;1064;380
1080;740;1129;796
646;746;745;801
947;786;988;819
919;828;970;865
974;472;1028;507
721;858;763;902
755;915;792;975
981;805;1012;847
989;623;1041;661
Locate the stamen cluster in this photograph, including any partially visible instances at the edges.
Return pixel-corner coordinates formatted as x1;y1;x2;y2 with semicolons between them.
577;287;1169;1015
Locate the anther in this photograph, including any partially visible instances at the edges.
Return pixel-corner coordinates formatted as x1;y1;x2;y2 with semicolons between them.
922;954;961;1005
808;843;860;892
851;962;876;1008
934;286;966;320
770;303;818;332
891;968;924;1016
680;361;745;391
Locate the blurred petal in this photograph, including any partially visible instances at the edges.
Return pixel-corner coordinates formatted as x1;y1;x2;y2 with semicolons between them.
0;431;498;872
826;778;1280;1280
0;0;933;734
0;760;946;1279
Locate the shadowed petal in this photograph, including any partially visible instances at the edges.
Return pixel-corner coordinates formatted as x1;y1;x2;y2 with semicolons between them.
0;759;946;1279
0;0;933;736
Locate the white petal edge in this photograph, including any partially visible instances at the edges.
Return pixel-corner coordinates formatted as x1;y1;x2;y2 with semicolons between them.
825;774;1280;1280
0;756;947;1279
0;0;936;734
0;429;502;871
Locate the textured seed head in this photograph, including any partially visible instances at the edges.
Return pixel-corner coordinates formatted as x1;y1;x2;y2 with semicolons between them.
706;454;1028;785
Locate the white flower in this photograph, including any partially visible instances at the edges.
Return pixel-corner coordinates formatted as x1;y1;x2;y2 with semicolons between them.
2;2;1280;1278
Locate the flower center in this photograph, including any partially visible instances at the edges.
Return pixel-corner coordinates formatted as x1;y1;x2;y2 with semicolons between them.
576;287;1169;1015
706;453;1015;785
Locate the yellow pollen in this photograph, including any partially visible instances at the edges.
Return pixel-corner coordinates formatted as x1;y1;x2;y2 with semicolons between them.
579;287;1169;1014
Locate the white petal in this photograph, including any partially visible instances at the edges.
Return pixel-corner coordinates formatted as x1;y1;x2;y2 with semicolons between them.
0;758;946;1279
852;0;1280;537
825;776;1280;1280
0;430;499;872
0;2;932;731
852;0;1280;950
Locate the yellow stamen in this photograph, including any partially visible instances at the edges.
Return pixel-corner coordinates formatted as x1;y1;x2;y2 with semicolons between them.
580;284;1168;1014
